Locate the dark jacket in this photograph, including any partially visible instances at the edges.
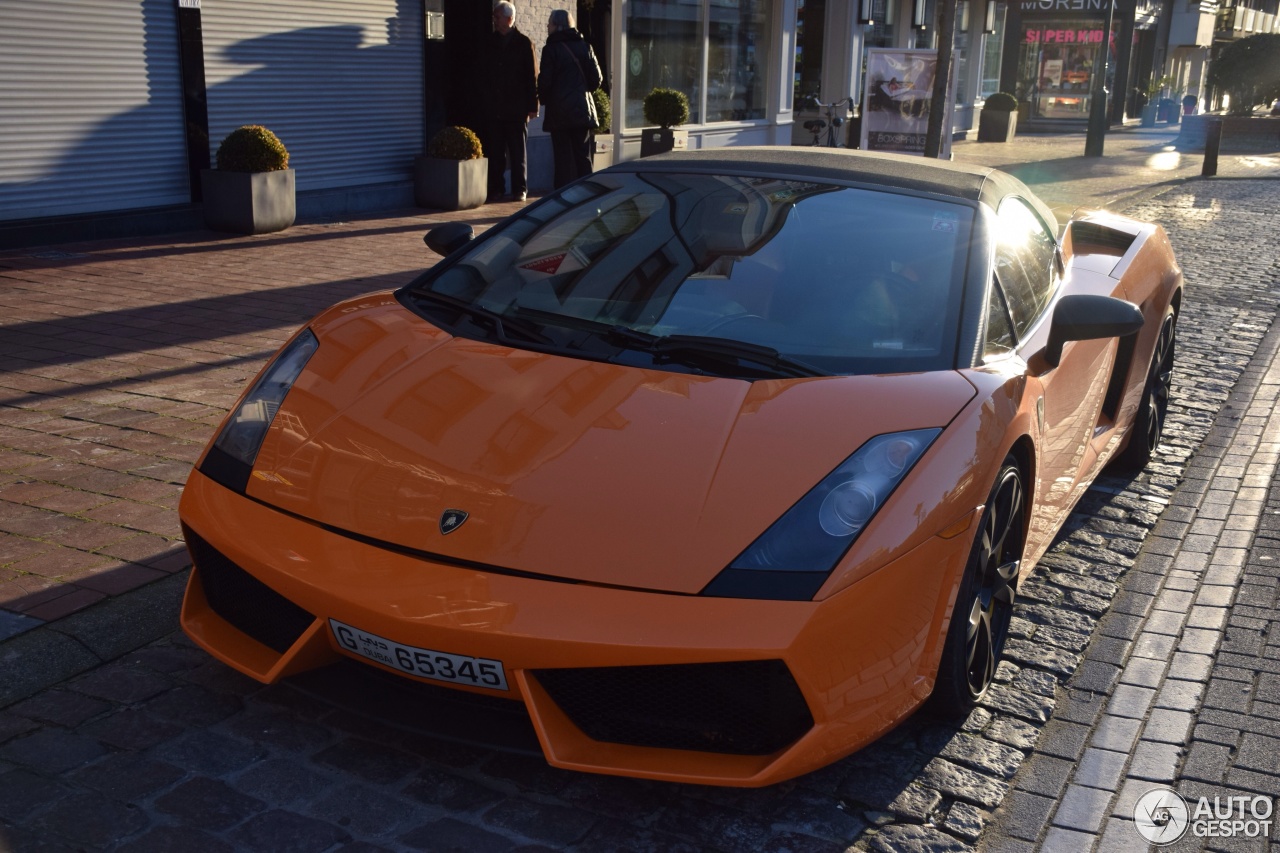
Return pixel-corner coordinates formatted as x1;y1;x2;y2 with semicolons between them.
537;28;602;131
479;27;538;122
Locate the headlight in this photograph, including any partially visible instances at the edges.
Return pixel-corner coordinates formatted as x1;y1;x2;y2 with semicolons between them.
702;428;940;601
198;329;318;492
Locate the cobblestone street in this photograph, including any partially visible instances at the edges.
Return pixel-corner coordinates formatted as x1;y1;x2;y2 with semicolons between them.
1;140;1278;852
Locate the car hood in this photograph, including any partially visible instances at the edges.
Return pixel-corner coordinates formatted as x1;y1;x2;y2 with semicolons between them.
245;296;977;594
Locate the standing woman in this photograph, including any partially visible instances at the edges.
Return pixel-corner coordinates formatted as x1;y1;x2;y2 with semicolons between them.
538;9;602;188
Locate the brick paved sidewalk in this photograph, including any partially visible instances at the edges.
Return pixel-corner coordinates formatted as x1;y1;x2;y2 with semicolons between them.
0;201;523;641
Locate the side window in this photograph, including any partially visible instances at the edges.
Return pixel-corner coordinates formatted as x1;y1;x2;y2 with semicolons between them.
993;198;1058;338
983;281;1016;359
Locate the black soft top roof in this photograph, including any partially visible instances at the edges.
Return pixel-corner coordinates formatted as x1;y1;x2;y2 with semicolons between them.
617;146;1058;234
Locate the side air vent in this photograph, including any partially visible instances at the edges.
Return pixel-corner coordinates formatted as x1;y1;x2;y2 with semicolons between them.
185;527;315;653
1071;221;1137;257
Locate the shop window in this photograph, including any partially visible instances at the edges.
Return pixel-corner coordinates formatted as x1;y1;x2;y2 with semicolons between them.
979;3;1007;98
707;0;772;121
860;0;898;86
914;0;937;47
794;0;827;108
1017;20;1114;119
954;13;970;102
624;0;772;129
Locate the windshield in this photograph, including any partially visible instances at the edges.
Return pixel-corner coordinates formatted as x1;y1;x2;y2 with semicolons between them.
403;171;973;378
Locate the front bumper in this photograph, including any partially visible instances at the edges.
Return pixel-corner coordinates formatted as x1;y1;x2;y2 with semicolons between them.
179;470;973;786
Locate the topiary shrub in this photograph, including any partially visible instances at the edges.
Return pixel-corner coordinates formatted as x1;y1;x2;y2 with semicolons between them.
591;88;612;134
982;92;1019;112
428;126;484;160
216;125;289;172
643;88;690;129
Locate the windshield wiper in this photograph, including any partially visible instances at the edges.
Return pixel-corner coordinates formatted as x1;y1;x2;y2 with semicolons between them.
510;305;659;348
410;290;554;345
652;335;825;378
511;306;823;378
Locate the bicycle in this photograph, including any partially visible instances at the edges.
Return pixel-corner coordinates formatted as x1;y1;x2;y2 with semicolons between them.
803;95;853;147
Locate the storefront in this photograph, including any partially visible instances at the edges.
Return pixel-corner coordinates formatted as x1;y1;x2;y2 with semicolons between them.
609;0;790;158
789;0;1013;145
997;0;1161;128
0;0;1164;239
1016;20;1114;120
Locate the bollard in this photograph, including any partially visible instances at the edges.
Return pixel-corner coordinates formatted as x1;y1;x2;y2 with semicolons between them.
1202;118;1223;177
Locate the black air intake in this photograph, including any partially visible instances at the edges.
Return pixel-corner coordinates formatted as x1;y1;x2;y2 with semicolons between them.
186;528;315;653
533;660;813;755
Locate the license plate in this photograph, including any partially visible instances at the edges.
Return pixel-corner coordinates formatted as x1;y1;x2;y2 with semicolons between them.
329;619;508;691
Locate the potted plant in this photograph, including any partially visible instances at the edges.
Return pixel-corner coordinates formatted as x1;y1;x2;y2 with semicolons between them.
414;126;487;211
1162;88;1183;126
977;92;1019;143
1143;76;1173;125
201;125;295;235
639;88;690;157
591;88;614;170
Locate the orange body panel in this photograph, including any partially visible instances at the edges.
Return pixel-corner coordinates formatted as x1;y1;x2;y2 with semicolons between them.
240;295;979;595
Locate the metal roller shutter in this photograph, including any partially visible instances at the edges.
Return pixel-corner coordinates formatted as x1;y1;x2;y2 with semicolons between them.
201;0;424;193
0;1;190;222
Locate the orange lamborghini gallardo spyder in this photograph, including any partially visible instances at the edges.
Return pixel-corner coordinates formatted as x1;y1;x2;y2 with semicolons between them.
180;149;1180;786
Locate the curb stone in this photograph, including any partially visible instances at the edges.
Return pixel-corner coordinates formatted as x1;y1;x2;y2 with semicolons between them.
0;571;187;708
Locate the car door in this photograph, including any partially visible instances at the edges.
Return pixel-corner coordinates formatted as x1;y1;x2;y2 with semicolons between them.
996;198;1118;536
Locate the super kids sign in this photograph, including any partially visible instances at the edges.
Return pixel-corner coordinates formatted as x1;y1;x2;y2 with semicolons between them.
1024;28;1118;42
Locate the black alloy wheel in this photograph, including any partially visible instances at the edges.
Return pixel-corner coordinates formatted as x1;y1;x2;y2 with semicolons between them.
931;455;1024;713
1116;309;1176;470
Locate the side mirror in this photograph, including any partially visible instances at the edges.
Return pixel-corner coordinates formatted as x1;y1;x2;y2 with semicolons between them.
423;222;475;257
1043;294;1144;367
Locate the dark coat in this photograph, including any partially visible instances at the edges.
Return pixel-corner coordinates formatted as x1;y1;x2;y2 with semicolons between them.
537;28;602;131
479;28;538;123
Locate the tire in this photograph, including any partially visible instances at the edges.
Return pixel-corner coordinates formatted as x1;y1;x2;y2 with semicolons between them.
1115;309;1176;471
930;455;1025;715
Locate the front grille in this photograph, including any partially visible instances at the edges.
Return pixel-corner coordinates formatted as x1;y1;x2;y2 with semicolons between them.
533;660;814;756
185;528;316;653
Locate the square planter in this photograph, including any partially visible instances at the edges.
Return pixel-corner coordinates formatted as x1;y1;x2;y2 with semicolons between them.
414;156;487;211
639;128;688;158
201;169;295;235
977;110;1017;142
593;136;614;170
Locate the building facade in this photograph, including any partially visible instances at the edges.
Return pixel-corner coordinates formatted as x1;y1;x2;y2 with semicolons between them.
5;0;1233;237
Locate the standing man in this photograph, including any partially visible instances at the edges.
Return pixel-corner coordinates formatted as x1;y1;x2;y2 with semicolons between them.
538;9;602;189
480;1;538;203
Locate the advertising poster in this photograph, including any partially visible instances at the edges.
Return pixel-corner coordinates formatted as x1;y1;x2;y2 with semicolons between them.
860;49;951;157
